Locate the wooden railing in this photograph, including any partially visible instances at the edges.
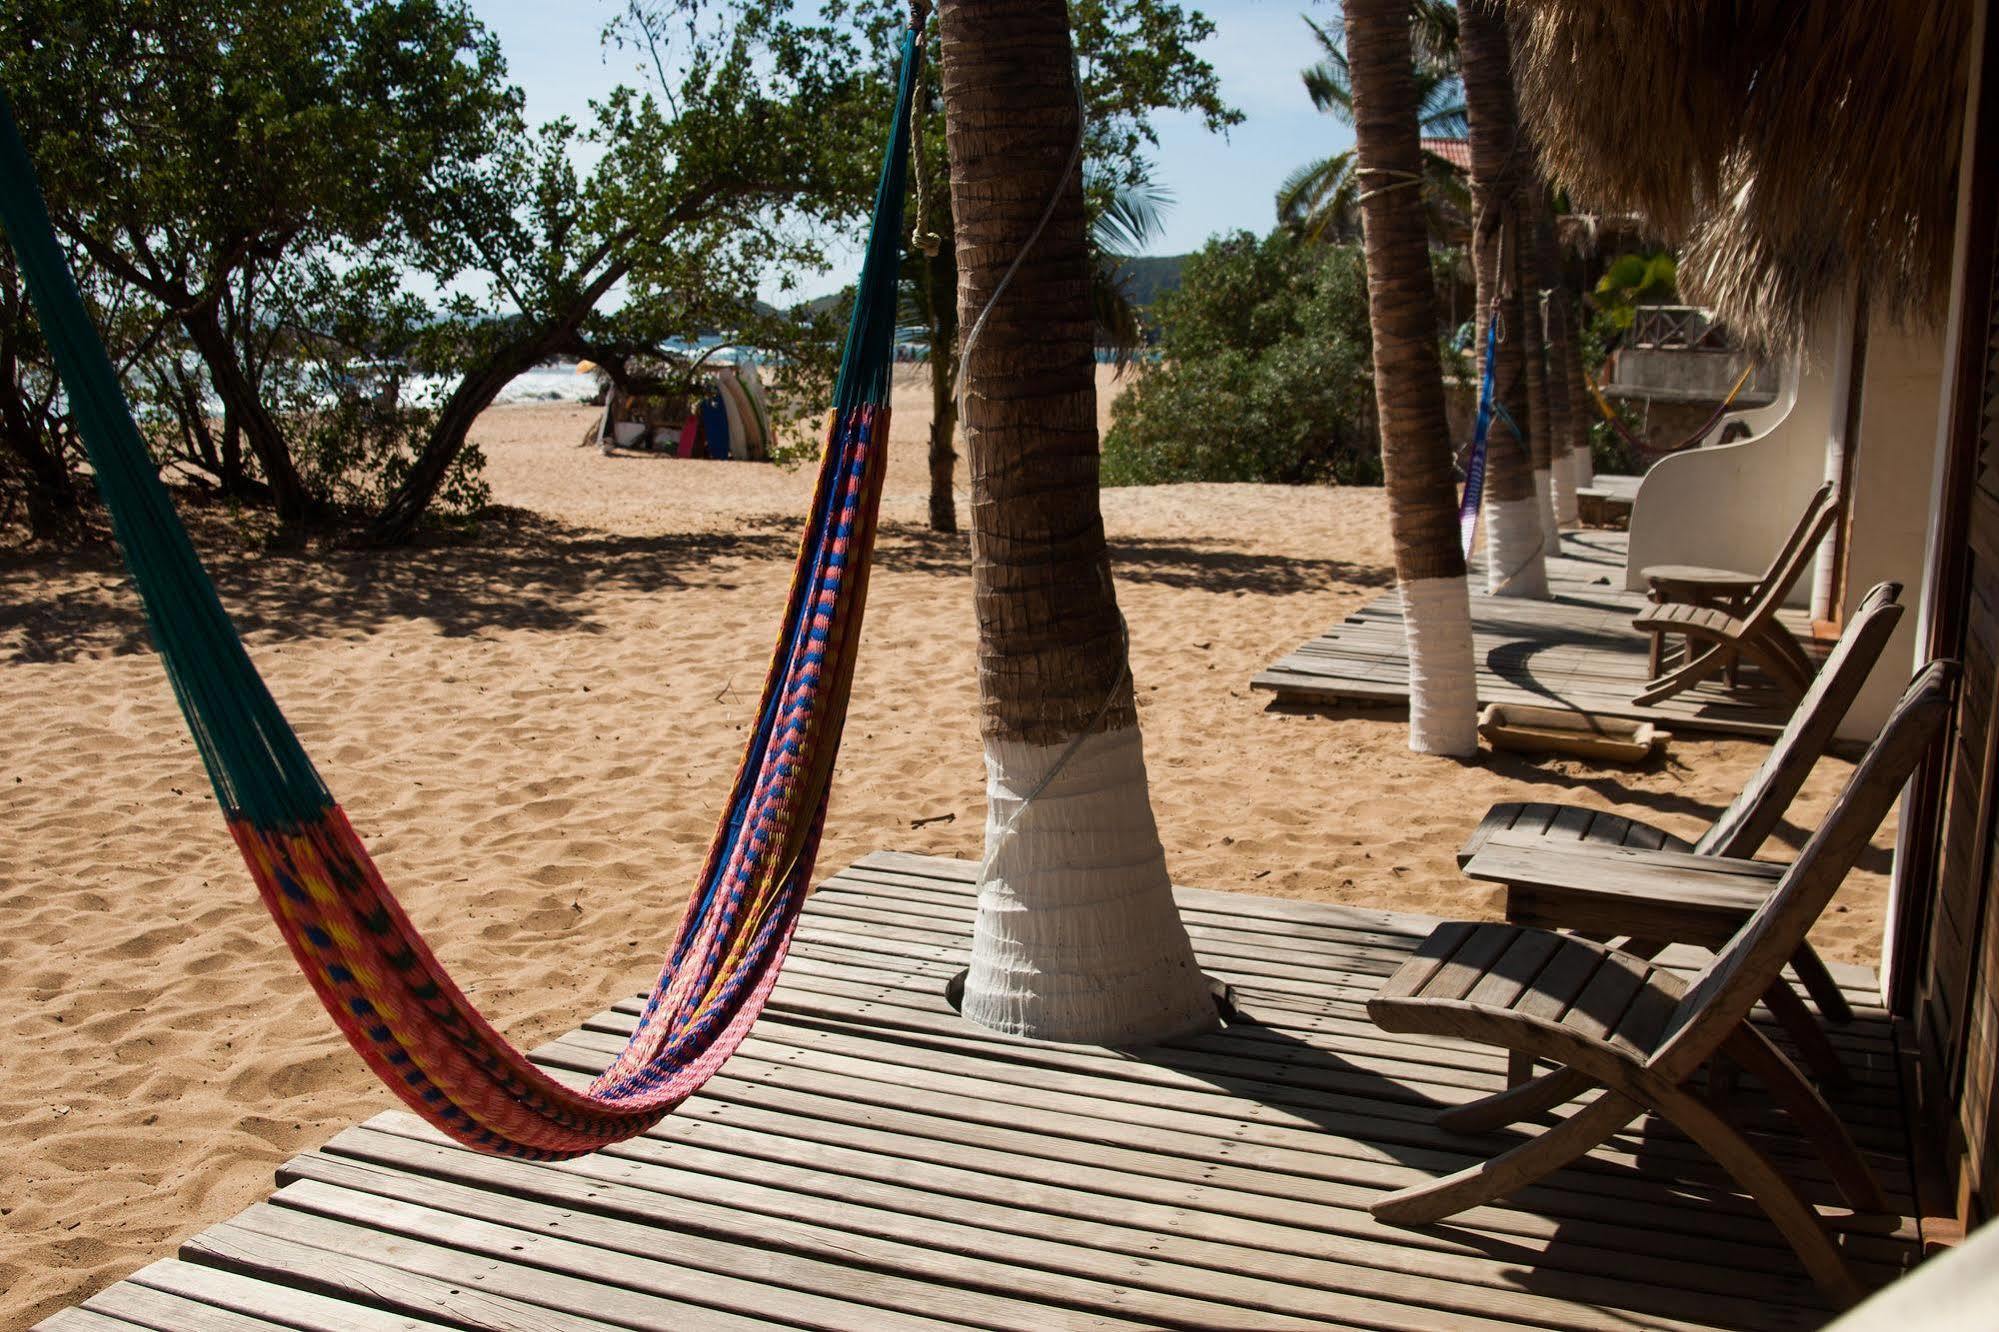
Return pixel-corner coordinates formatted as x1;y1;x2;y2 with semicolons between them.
1627;305;1738;352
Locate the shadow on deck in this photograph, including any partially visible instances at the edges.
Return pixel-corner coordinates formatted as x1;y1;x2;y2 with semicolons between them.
44;851;1916;1331
1252;530;1802;739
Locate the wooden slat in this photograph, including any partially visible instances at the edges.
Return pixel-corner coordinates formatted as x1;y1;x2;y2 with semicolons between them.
1251;535;1797;738
51;853;1916;1332
120;1259;460;1331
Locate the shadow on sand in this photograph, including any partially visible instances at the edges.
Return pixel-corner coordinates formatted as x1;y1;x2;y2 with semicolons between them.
0;508;1393;666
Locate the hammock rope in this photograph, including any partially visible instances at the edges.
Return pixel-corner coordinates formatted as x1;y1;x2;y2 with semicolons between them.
1584;356;1756;458
0;12;928;1160
1457;310;1502;559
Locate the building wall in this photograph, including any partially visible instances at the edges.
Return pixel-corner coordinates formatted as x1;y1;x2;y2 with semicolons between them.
1623;302;1853;607
1836;319;1949;739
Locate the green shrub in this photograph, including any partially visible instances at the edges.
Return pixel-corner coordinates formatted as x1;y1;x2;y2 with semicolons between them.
1101;230;1380;485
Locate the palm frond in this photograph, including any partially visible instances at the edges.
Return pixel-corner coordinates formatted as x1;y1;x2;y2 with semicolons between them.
1091;254;1148;371
1299;17;1355;121
1092;176;1173;256
1276;152;1360;244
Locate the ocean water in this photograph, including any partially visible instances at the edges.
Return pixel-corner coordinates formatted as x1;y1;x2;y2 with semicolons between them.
485;365;603;405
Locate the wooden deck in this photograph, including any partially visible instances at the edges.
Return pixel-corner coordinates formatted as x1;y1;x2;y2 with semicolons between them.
1252;530;1804;738
42;851;1919;1332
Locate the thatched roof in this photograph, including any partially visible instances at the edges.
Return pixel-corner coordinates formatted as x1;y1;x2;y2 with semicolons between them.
1508;1;1972;350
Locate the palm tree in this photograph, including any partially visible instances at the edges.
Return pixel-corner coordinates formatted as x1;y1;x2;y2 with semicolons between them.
1456;0;1546;597
1278;13;1470;244
935;0;1216;1043
1346;0;1478;756
1530;188;1581;526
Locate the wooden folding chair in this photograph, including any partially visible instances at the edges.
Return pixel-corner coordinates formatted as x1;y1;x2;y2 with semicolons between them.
1633;481;1840;706
1367;661;1956;1304
1458;581;1905;1059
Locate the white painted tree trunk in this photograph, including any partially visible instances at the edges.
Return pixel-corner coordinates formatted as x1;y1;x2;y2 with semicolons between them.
1532;467;1560;555
1485;495;1550;597
1552;448;1580;526
1400;574;1479;755
962;723;1219;1045
1570;442;1594;492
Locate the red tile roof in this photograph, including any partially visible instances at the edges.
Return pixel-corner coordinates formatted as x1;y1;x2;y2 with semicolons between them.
1420;137;1471;173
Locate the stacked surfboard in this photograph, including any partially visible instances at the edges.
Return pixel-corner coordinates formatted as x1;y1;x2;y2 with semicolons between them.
599;358;777;460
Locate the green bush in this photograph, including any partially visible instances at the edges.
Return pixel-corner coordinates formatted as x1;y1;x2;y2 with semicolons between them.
1101;231;1380;485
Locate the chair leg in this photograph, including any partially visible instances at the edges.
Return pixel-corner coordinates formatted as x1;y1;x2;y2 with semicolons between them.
1761;978;1851;1090
1634;642;1730;707
1506;1049;1535;1087
1723;1026;1887;1215
1372;1089;1642;1225
1439;1065;1593;1134
1648;1079;1867;1305
1789;944;1856;1025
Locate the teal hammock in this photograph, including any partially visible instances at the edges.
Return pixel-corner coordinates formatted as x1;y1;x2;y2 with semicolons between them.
0;14;926;1158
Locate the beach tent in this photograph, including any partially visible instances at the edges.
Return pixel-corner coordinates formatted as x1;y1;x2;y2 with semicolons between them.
0;8;928;1158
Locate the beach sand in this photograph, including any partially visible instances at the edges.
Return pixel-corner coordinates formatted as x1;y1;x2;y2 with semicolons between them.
0;364;1894;1326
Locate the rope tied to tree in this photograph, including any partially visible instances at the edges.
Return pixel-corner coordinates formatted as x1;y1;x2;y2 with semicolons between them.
907;5;942;259
1352;165;1427;206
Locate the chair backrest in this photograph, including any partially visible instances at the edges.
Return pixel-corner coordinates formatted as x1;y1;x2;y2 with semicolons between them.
1652;659;1957;1080
1695;582;1905;857
1740;481;1839;631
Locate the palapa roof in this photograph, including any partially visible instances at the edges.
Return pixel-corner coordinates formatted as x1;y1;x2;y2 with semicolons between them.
1507;1;1972;350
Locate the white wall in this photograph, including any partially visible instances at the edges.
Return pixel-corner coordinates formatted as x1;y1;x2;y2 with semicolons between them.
1835;318;1948;739
1624;301;1855;607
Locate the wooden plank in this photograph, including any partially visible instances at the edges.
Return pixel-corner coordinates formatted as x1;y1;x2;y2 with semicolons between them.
51;850;1913;1332
276;1155;1323;1332
300;1128;1608;1332
833;855;1875;1000
539;1029;1913;1244
539;1035;1901;1278
182;1212;662;1331
736;958;1912;1141
32;1314;145;1332
121;1260;459;1332
577;1085;1834;1312
329;1114;1817;1332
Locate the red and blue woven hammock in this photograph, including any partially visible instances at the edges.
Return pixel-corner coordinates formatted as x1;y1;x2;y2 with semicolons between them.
0;20;925;1159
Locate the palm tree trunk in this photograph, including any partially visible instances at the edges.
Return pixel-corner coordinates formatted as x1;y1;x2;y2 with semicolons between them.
937;0;1215;1044
1348;0;1477;756
1564;322;1595;488
922;240;960;533
1458;0;1546;598
1511;197;1559;554
1530;190;1581;526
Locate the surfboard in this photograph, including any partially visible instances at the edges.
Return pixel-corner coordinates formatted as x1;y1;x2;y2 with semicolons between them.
716;372;749;460
718;369;761;460
700;396;731;460
738;357;775;459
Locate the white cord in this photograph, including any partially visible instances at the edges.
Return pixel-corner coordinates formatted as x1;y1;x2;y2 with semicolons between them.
958;53;1126;891
953;52;1087;438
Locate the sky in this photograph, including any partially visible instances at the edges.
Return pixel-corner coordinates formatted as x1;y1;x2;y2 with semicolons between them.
465;0;1352;291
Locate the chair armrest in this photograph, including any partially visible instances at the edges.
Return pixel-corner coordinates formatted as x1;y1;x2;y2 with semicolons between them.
1463;832;1786;944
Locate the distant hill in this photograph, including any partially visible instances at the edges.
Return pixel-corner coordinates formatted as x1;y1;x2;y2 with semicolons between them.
764;252;1189;328
1110;254;1188;309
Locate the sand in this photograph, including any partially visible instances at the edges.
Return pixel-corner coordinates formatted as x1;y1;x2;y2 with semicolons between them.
0;364;1893;1326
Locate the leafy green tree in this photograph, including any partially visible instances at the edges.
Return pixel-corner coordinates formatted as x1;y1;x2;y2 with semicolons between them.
1276;7;1468;245
371;2;885;541
1101;230;1382;485
1;0;514;522
1590;250;1679;335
